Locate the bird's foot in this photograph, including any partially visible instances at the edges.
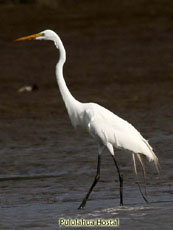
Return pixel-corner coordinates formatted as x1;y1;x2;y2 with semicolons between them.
78;200;86;210
120;201;123;206
78;204;85;210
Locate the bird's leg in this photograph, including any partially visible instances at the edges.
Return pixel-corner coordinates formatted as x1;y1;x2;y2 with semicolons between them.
78;154;101;209
136;154;148;198
111;155;123;206
132;153;148;203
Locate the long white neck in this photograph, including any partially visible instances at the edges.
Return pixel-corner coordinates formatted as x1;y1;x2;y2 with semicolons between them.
54;34;81;117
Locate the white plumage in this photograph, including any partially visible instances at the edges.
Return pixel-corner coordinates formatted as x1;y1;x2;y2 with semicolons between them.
65;99;158;164
16;29;159;209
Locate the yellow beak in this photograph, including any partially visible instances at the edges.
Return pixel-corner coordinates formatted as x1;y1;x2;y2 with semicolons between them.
15;33;44;42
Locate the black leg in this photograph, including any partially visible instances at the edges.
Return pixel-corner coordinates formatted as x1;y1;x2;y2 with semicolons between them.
78;154;101;209
111;155;123;206
135;154;148;203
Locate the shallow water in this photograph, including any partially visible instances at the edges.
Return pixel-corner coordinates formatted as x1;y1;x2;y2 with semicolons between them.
0;1;173;229
0;118;172;229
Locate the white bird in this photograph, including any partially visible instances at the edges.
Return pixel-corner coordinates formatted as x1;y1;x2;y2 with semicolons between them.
15;30;159;209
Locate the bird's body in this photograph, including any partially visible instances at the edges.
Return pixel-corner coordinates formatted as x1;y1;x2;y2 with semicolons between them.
67;100;155;161
16;29;159;209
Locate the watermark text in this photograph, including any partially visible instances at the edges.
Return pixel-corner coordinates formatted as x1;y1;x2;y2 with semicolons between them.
59;218;120;227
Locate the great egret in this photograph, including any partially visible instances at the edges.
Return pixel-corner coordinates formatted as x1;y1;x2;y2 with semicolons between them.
16;30;159;209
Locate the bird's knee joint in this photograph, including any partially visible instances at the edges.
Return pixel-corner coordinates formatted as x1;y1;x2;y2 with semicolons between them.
95;174;100;182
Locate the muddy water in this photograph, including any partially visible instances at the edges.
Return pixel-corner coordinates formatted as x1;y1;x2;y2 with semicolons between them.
0;1;173;229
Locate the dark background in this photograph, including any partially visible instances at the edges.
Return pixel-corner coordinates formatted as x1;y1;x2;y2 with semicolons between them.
0;1;172;229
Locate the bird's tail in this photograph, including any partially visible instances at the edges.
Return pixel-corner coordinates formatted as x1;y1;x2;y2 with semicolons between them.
143;139;160;174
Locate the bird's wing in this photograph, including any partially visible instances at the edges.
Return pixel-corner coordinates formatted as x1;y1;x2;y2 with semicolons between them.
84;102;142;140
84;103;156;160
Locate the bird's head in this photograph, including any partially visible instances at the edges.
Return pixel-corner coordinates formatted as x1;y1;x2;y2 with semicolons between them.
15;29;58;43
15;29;65;60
